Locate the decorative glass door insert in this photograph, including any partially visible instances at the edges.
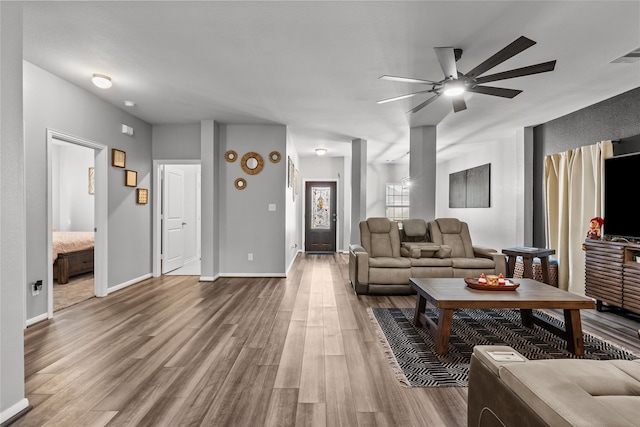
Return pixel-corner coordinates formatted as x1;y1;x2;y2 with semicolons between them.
311;186;331;230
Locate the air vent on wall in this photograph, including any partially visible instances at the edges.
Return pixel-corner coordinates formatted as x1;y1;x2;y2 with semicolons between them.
611;47;640;63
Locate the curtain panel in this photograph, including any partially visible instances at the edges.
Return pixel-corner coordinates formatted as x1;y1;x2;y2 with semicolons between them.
544;141;613;295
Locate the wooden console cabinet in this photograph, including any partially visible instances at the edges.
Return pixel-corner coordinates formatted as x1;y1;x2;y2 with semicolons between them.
584;239;640;314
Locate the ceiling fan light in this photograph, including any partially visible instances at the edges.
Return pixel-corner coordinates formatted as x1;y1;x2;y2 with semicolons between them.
443;83;465;97
92;73;112;89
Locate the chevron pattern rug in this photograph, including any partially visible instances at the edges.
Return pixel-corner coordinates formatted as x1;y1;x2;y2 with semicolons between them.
368;307;638;388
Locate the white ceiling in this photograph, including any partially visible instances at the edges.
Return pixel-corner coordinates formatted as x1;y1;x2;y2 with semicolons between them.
21;1;640;163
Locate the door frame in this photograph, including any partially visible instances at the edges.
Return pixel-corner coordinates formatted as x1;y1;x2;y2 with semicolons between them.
46;129;108;318
152;160;201;277
303;179;338;253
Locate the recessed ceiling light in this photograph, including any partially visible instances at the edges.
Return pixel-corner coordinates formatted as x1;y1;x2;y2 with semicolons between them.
124;100;136;107
91;73;112;89
315;148;327;156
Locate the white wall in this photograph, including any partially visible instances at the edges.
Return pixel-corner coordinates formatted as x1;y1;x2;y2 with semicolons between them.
52;141;95;232
366;162;410;218
436;133;522;252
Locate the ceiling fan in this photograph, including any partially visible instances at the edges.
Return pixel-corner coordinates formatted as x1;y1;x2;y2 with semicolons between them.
377;36;557;114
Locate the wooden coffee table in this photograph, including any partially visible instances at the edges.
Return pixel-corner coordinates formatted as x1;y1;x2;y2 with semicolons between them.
410;277;596;356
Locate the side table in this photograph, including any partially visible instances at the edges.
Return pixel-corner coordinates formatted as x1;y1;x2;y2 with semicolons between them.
502;247;556;286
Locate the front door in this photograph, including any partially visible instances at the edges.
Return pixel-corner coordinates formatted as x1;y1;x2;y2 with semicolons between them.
305;181;337;253
162;166;185;273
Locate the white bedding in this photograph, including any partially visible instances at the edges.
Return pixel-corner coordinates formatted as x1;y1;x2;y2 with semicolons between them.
52;231;94;262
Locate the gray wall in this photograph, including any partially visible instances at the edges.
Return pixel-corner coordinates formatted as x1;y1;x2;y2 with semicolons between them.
219;124;287;275
533;86;640;246
23;61;153;319
152;123;201;160
1;2;28;420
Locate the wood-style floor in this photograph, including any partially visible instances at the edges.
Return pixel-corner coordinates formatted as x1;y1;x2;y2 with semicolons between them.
16;253;640;427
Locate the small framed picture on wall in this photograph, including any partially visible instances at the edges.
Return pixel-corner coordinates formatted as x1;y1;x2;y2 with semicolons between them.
125;170;137;187
112;148;126;168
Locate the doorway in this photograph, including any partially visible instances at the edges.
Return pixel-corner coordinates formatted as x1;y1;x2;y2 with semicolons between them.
46;129;108;317
153;162;201;276
304;181;337;253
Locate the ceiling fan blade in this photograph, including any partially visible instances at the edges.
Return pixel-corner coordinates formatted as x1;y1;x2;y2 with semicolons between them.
434;47;458;79
407;94;440;114
475;61;557;84
379;75;439;85
451;95;467;113
465;36;537;78
467;85;522;98
377;89;436;104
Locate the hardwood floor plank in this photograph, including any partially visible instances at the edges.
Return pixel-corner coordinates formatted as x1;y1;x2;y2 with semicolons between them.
263;388;299;427
298;325;325;404
273;320;306;389
325;355;358;427
14;253;640;427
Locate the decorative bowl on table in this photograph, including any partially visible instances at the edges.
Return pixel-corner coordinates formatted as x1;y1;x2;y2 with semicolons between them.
464;277;520;291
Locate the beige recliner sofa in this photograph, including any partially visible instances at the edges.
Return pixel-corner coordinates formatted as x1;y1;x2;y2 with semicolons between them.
349;217;506;295
468;345;640;427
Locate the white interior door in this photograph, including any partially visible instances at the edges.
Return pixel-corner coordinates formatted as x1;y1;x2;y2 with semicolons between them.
162;166;185;274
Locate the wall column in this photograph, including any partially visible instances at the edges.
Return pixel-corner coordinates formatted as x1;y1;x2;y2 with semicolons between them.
350;138;367;244
409;126;437;221
200;120;219;280
0;2;30;423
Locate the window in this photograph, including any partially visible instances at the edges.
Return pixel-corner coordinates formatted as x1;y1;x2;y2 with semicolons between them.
385;182;410;221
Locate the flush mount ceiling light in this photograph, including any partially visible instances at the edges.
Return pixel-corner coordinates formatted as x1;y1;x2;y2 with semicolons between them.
124;100;136;107
91;73;112;89
315;148;327;156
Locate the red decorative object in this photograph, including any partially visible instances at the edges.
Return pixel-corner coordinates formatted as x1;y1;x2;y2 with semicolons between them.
587;217;604;240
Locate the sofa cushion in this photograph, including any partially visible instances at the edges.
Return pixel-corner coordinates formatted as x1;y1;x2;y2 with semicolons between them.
369;256;411;268
450;257;496;270
367;217;392;233
499;358;640;427
401;242;439;258
409;257;452;267
402;219;428;237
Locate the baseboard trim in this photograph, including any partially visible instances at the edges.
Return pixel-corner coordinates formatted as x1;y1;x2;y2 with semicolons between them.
108;273;152;294
220;273;286;278
26;313;48;327
199;275;219;282
1;398;30;426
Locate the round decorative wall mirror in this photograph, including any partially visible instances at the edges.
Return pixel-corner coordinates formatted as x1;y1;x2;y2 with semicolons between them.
241;152;264;175
234;177;247;190
225;150;238;162
269;151;281;163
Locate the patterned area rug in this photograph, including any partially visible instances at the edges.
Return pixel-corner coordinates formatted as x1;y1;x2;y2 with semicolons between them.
368;307;639;388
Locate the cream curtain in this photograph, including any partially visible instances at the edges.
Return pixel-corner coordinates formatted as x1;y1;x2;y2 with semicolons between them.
544;141;613;294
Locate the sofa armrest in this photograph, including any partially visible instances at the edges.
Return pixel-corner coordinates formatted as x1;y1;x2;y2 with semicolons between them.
349;244;369;285
473;246;507;276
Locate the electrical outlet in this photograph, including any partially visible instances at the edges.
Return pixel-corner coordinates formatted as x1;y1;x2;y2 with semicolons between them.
248;253;253;261
32;280;43;296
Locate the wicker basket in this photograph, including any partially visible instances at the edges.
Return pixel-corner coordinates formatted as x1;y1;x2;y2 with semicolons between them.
513;257;558;287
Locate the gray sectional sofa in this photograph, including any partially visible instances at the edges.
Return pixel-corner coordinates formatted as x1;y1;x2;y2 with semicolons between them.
349;217;506;295
468;345;640;427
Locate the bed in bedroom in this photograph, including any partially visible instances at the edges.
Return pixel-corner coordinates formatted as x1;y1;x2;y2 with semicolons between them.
53;231;94;284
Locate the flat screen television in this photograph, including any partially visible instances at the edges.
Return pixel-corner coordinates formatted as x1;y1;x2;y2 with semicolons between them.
604;152;640;239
